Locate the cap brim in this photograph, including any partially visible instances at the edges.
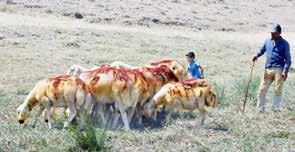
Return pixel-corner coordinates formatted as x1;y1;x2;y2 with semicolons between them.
271;30;279;33
271;28;281;33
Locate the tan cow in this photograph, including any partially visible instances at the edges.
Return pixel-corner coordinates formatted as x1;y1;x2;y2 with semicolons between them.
65;60;188;128
83;65;150;129
110;60;188;124
148;60;187;81
110;60;187;81
16;75;92;129
39;64;94;123
144;78;217;126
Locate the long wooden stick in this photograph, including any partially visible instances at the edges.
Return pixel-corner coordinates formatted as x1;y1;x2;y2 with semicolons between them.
243;61;255;112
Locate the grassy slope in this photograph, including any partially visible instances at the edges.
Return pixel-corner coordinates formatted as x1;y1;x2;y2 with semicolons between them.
0;1;295;151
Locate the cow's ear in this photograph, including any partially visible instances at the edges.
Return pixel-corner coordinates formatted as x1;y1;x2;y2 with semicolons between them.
28;104;32;111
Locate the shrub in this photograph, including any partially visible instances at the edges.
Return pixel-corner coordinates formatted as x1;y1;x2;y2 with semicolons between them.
67;118;109;152
233;76;260;106
213;83;229;107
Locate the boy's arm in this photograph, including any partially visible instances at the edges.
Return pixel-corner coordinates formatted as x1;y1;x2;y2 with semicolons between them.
199;65;204;78
187;66;193;78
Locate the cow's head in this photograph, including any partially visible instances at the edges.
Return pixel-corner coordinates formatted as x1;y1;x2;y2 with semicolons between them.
205;90;217;108
150;60;188;81
143;100;157;118
17;103;31;124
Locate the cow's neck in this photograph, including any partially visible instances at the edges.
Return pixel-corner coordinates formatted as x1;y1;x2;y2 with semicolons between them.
24;92;38;111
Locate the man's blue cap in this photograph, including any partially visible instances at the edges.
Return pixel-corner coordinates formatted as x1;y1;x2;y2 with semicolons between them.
271;24;282;33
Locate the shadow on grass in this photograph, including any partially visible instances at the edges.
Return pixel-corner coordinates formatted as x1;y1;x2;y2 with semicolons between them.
131;110;168;131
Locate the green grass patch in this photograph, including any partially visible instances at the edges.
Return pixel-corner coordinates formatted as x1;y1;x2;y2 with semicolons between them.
265;131;293;139
54;117;68;130
212;76;260;108
67;119;109;152
33;138;49;148
0;95;10;104
16;87;30;95
240;137;262;152
233;76;260;106
213;83;229;107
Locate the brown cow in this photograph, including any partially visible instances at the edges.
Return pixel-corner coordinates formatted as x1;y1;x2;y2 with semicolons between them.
66;60;188;129
17;75;92;129
82;65;150;129
144;78;217;126
110;60;188;124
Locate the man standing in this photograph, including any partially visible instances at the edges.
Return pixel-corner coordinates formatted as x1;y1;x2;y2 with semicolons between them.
252;24;292;112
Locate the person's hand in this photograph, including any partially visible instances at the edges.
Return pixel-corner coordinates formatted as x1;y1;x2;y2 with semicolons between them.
252;55;258;62
282;72;288;81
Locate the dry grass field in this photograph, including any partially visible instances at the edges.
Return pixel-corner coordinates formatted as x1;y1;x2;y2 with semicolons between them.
0;0;295;151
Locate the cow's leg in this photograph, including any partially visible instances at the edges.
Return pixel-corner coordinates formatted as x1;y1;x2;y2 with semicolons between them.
43;97;53;129
111;112;120;129
32;105;45;128
63;95;77;129
196;108;206;127
98;103;106;125
119;107;130;130
134;106;144;125
84;93;93;116
79;111;86;130
165;111;172;124
63;104;77;129
152;110;157;121
51;108;56;121
105;103;114;128
90;95;98;119
92;102;106;126
127;107;136;123
42;109;48;123
76;89;87;130
137;108;143;125
112;92;131;130
179;110;185;127
91;102;99;123
111;102;121;129
43;108;57;122
200;110;206;126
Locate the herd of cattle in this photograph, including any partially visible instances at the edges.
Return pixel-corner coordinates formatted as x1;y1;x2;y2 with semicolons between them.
16;60;217;130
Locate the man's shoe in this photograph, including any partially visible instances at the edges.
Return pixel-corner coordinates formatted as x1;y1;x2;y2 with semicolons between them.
259;108;265;113
273;108;281;112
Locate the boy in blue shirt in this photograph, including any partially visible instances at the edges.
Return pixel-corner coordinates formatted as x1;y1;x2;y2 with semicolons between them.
186;52;204;79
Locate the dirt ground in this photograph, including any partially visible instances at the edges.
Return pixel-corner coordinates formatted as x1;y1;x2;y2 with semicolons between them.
0;0;294;151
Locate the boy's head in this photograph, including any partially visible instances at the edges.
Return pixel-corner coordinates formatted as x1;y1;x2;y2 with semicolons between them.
186;52;195;63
